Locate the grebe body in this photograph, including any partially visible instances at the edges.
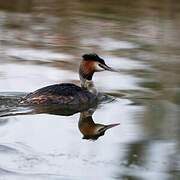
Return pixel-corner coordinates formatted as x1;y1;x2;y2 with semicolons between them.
19;53;116;105
20;83;96;105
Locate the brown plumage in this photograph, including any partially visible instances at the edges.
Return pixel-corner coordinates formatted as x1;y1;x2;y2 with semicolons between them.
78;109;120;140
80;61;96;75
20;83;95;105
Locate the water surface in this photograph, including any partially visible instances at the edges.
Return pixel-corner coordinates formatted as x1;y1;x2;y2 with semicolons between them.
0;0;180;180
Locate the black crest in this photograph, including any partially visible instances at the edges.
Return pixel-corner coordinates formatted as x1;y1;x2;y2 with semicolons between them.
82;53;105;65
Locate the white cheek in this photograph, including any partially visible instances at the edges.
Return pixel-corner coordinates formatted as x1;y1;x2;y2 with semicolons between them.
94;63;104;71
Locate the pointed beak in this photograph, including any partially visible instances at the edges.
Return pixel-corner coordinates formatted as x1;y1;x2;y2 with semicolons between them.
104;123;120;131
103;64;118;72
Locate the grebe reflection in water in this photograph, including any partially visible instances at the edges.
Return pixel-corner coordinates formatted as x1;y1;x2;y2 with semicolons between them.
19;53;117;106
79;108;119;140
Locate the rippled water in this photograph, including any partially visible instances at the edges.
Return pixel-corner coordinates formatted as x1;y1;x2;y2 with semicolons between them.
0;0;180;180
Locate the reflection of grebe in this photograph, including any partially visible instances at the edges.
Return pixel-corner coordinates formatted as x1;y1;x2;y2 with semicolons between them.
20;54;116;105
79;108;119;140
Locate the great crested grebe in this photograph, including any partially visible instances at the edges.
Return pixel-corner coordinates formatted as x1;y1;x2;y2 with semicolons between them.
19;53;116;105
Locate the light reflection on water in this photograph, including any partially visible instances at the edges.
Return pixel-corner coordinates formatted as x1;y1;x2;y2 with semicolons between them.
0;0;180;180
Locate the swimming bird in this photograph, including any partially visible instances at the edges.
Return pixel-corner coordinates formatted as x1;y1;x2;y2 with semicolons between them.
19;53;116;105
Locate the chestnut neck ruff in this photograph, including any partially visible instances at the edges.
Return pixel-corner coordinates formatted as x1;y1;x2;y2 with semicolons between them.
79;65;98;96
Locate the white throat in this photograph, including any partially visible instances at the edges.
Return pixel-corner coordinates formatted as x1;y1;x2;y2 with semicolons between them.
79;75;98;96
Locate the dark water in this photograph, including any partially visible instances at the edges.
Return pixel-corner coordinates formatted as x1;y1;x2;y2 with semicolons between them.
0;0;180;179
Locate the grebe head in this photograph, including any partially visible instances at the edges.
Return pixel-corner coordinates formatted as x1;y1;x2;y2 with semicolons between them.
79;109;120;140
79;53;116;95
80;53;116;80
83;123;120;140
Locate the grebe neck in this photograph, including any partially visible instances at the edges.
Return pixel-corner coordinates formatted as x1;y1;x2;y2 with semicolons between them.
79;68;98;96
